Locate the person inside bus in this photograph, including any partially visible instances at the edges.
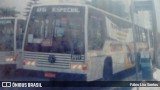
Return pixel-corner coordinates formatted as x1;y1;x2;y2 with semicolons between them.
60;34;71;53
51;16;71;53
56;16;81;54
70;28;84;54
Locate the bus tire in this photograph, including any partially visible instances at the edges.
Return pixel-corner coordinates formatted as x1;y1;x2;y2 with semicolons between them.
102;57;113;81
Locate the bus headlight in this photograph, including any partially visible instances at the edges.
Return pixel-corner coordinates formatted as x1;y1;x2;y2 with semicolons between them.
5;56;16;62
71;64;87;70
23;60;36;66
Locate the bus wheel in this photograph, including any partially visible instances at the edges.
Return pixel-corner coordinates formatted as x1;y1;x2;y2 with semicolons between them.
102;57;113;81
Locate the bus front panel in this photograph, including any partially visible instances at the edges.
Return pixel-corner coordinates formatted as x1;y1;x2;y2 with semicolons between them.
23;5;86;76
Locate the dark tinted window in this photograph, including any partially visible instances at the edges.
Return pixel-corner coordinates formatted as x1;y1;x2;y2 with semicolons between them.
0;19;14;51
88;8;106;50
25;6;85;54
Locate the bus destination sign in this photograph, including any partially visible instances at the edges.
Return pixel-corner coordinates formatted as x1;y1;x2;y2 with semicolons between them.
36;6;81;13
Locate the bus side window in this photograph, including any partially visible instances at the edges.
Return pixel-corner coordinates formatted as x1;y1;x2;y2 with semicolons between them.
88;11;106;50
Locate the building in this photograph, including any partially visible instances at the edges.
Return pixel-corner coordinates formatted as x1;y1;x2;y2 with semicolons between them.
134;10;152;30
134;0;153;30
152;0;160;67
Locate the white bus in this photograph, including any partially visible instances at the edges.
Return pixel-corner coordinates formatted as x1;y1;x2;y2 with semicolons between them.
0;17;25;77
19;4;153;81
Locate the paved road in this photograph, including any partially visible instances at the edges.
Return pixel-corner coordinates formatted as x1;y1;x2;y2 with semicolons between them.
0;73;138;90
0;67;157;90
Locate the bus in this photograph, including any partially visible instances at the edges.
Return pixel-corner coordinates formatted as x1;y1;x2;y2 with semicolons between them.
0;17;25;77
19;4;153;81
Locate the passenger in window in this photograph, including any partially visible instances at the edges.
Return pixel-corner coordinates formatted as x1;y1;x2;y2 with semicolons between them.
61;16;68;27
71;29;83;54
60;35;71;53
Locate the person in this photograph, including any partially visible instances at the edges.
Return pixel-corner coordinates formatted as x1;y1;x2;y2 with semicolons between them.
70;29;84;54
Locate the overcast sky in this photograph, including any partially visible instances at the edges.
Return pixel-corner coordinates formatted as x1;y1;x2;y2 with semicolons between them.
0;0;132;18
0;0;60;18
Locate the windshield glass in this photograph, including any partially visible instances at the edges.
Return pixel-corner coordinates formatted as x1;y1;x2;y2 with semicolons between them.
24;6;85;54
0;19;14;51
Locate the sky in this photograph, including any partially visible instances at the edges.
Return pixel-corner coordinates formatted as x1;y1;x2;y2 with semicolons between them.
0;0;61;18
0;0;28;18
0;0;132;18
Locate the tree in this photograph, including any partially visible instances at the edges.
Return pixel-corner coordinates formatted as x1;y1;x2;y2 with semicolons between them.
0;7;20;17
24;0;40;17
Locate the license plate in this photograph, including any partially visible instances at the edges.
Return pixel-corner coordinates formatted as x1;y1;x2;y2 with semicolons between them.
44;72;56;78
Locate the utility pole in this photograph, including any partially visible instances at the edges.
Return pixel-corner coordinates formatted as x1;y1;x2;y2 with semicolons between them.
152;0;160;68
130;0;139;90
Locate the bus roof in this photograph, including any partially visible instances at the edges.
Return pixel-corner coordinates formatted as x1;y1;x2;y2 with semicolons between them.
32;3;132;28
87;5;132;28
31;3;149;30
32;3;86;7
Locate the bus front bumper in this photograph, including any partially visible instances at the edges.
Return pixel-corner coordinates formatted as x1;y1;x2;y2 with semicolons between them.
16;69;87;81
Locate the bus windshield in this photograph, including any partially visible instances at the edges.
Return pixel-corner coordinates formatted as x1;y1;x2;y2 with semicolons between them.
24;6;85;54
0;19;14;51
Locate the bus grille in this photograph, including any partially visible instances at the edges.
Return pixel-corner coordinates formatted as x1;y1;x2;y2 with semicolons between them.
24;51;72;69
